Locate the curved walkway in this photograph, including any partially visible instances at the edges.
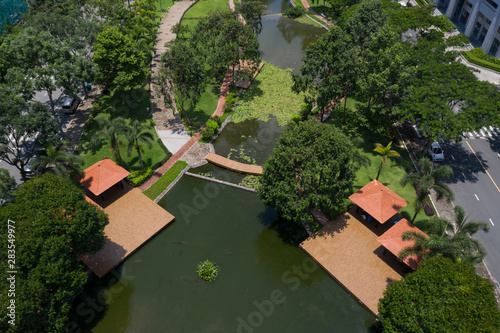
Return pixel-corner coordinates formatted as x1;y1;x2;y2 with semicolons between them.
205;152;263;175
299;0;334;27
150;0;194;154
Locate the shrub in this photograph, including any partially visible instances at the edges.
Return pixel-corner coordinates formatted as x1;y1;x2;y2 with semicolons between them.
462;50;500;72
445;35;463;47
207;119;219;131
196;259;220;282
284;6;306;18
143;161;188;200
239;175;261;190
224;92;239;113
432;15;456;32
458;33;470;44
212;115;223;126
201;127;215;142
126;167;153;186
290;114;301;123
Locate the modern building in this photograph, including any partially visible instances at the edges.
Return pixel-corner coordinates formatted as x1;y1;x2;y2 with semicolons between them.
436;0;500;57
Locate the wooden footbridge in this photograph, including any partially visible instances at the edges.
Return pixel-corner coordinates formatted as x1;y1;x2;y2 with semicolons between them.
205;153;263;175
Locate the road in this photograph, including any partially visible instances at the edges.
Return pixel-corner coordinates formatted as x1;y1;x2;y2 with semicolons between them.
442;136;500;285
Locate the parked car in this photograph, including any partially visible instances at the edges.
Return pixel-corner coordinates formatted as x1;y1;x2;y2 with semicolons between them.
428;141;444;162
61;96;80;114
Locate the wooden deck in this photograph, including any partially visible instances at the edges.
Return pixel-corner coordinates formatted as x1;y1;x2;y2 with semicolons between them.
301;208;407;315
205;152;263;175
80;182;175;278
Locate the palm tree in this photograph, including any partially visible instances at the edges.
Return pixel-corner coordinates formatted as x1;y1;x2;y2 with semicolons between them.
399;205;489;265
126;120;154;169
401;157;454;222
373;141;400;180
93;116;127;167
31;144;84;178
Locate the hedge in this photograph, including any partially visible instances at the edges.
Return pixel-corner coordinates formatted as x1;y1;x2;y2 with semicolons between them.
143;160;188;200
462;50;500;73
127;167;153;186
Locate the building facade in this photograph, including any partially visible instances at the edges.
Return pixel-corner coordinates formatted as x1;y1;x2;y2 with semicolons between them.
437;0;500;57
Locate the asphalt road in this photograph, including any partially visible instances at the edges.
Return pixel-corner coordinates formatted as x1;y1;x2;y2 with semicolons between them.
442;137;500;285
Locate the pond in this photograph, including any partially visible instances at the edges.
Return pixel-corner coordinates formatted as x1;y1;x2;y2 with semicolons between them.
76;177;375;332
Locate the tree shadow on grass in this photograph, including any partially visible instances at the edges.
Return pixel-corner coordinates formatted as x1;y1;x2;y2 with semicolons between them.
238;77;264;104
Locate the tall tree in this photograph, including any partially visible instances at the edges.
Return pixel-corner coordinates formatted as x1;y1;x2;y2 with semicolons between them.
235;0;265;35
0;173;108;332
126;120;154;169
401;157;454;222
379;256;500;332
93;116;127;166
258;121;356;234
0;168;15;205
373;141;400;180
0;88;58;180
93;26;147;92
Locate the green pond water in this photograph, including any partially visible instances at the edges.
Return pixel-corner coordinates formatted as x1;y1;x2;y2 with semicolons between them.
76;177;374;332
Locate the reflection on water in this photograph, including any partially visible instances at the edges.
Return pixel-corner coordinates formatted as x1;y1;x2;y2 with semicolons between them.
259;0;293;14
259;15;325;72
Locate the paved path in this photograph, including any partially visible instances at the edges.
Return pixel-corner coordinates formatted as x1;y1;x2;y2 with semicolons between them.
150;0;195;154
299;0;334;27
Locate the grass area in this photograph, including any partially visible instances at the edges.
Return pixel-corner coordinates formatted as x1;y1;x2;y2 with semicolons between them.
143;160;188;200
176;85;219;134
291;0;332;28
278;13;325;28
153;0;174;24
232;62;306;126
77;87;170;172
179;0;230;37
463;49;500;73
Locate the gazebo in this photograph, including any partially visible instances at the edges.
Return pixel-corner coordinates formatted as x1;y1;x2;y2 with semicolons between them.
349;180;408;224
377;218;428;270
78;158;130;198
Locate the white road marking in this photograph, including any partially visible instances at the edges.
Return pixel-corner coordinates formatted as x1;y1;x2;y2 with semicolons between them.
475;194;480;201
451;154;455;160
489;219;495;226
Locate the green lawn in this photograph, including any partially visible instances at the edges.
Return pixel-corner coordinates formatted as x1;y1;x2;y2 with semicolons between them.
290;0;332;27
304;0;336;24
77;87;170;172
232;62;306;126
179;0;230;36
143;160;188;199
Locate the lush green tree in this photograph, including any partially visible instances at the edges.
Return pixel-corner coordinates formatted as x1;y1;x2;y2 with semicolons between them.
30;143;84;178
126;120;154;169
373;141;400;180
258;121;356;233
400;205;489;264
401;157;454;222
0;173;108;333
235;0;266;35
0;168;15;204
343;0;387;49
378;256;500;332
93;116;128;166
0;88;58;180
92;26;146;91
158;40;205;117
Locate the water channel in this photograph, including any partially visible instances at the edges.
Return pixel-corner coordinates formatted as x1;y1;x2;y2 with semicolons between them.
72;0;377;331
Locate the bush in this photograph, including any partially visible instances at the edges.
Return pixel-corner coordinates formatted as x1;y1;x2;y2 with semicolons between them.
290;114;301;123
224;92;239;113
432;15;456;32
126;167;153;186
284;6;306;18
213;115;223;126
196;259;220;282
462;49;500;72
207;119;219;131
201;127;215;142
458;33;470;44
143;161;188;200
446;35;464;47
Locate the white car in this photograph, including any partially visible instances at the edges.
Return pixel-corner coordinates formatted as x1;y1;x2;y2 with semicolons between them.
428;141;444;162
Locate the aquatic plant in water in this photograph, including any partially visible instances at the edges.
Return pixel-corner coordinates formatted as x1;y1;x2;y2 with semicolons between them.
196;260;220;283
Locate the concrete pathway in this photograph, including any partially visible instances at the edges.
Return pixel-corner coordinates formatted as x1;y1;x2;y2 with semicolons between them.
299;0;334;27
459;56;500;85
150;0;195;154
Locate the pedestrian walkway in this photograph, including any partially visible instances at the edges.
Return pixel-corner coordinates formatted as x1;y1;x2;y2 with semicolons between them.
299;0;334;27
205;152;263;175
150;0;195;154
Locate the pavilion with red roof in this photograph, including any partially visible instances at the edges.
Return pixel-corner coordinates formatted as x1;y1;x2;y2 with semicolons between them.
377;218;428;270
349;180;408;224
79;158;130;197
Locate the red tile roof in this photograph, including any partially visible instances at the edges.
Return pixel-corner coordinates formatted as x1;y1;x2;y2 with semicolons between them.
79;158;130;196
349;180;408;223
377;218;428;270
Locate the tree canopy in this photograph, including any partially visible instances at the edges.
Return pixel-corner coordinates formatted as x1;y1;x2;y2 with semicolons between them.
258;121;356;231
0;173;108;332
378;256;500;332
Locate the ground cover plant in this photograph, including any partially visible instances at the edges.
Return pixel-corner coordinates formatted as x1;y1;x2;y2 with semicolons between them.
232;63;306;126
196;259;220;282
143;160;188;200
